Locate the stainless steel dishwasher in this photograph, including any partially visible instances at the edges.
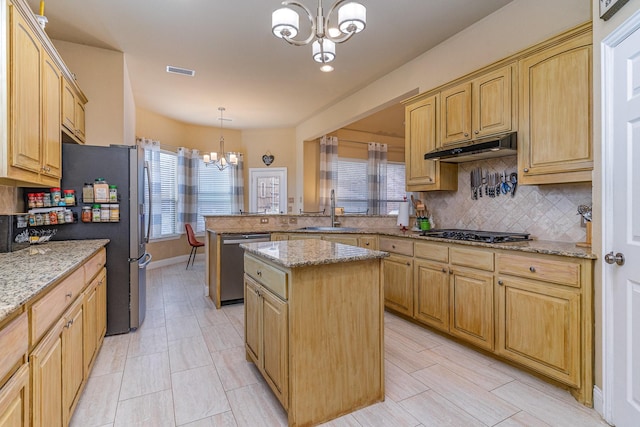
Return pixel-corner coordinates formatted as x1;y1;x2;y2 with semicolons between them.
220;233;271;304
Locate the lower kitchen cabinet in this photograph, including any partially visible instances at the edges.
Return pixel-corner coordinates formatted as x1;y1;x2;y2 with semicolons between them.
414;259;449;332
31;318;64;427
382;254;414;317
323;234;359;246
0;364;29;427
449;267;494;351
496;275;580;386
244;275;289;409
62;298;84;421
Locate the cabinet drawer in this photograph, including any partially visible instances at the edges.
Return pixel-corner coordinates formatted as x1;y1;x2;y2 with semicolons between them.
379;237;413;256
0;313;28;383
450;246;494;271
415;241;448;262
84;248;106;282
497;254;580;287
358;236;378;250
30;266;85;345
245;255;288;300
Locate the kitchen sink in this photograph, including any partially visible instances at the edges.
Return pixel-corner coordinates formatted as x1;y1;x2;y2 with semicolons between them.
297;226;359;232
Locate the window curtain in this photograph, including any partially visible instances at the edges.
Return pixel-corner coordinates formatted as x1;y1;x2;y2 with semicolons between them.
319;135;338;212
177;147;199;233
367;142;387;215
230;152;245;213
138;137;163;239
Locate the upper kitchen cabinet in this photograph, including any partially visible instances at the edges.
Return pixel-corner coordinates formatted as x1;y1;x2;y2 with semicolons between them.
518;25;592;184
441;64;515;146
62;77;87;144
1;0;87;186
403;93;457;192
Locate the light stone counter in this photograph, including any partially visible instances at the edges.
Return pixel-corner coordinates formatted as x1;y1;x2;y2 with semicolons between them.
0;239;109;323
240;239;388;269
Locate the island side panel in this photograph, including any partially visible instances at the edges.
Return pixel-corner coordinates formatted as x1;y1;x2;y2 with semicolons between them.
288;258;384;426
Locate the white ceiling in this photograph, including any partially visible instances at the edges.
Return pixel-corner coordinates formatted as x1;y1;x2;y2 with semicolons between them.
27;0;513;133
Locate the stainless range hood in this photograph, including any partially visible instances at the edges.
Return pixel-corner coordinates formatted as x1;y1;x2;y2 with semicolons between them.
424;132;517;163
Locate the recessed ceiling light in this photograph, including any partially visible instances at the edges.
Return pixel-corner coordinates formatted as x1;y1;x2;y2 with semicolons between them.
166;66;195;77
320;64;334;72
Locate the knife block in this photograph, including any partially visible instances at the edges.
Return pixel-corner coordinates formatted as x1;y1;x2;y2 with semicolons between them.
576;221;592;248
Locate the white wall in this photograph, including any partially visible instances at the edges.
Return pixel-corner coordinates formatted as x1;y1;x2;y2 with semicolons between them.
53;40;126;146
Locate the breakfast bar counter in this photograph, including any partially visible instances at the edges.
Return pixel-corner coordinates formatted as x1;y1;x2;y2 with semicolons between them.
240;239;388;426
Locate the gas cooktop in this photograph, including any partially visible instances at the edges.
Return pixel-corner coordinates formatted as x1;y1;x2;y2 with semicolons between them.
419;229;531;243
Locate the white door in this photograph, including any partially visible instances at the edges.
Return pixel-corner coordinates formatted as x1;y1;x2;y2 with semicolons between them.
603;10;640;427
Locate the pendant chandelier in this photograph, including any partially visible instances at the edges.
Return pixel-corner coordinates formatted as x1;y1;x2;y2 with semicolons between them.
203;107;237;171
271;0;366;72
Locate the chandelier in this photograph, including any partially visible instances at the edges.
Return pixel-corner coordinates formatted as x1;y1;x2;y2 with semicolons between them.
271;0;366;72
203;107;237;171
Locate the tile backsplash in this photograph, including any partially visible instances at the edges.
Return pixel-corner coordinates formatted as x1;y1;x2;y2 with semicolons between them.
0;185;18;214
421;156;592;242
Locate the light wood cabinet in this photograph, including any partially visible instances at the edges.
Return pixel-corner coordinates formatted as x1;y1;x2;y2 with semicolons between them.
403;93;457;191
95;269;107;344
380;237;414;316
449;267;494;351
0;364;29;427
358;235;378;250
62;299;83;423
441;65;515;147
82;284;97;377
61;78;87;144
495;252;591;404
414;259;449;332
2;0;87;186
244;246;384;426
323;234;359;246
518;28;592;184
244;274;289;409
30;318;64;427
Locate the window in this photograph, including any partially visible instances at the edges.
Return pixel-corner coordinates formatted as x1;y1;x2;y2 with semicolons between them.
336;158;406;215
144;149;178;237
196;162;234;232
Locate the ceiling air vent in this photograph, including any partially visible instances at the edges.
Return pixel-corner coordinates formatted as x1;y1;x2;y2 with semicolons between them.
166;66;195;77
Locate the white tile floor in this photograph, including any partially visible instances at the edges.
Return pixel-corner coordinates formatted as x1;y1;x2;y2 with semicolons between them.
70;260;610;427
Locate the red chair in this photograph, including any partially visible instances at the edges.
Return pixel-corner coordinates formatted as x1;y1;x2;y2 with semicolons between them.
185;224;204;269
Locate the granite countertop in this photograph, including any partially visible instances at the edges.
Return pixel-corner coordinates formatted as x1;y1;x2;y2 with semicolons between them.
0;239;110;323
241;239;389;268
213;226;596;260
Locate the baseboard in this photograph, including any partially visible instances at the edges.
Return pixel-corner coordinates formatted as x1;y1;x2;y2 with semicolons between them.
593;386;604;418
147;253;204;270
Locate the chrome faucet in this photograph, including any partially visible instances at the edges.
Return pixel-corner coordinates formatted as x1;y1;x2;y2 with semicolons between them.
330;189;339;227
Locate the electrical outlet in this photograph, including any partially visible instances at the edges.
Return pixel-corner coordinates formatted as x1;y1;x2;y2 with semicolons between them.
260;218;269;224
289;217;297;224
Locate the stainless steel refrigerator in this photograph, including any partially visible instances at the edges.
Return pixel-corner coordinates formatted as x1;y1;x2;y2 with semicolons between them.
55;143;151;335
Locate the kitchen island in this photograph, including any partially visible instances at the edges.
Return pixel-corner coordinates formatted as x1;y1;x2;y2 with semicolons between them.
241;239;388;427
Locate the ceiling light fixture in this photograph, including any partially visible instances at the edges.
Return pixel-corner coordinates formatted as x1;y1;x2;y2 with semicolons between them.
203;107;237;171
272;0;366;71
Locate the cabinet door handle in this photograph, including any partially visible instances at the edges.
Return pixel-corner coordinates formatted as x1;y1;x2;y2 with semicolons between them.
392;245;396;249
441;268;447;273
523;168;529;173
406;262;411;266
464;133;469;137
66;292;73;298
529;266;536;273
498;280;504;286
256;270;262;276
365;242;370;246
474;130;479;134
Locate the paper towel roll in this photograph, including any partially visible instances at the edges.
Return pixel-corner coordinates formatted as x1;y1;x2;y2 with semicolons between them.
397;201;410;228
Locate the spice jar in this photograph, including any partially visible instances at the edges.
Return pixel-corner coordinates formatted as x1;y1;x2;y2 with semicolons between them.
100;205;110;222
63;189;76;206
28;193;36;209
92;204;101;222
43;192;51;207
49;211;58;225
83;183;94;203
50;188;62;205
64;209;73;223
57;210;65;224
34;213;44;226
109;185;118;202
109;204;120;222
35;193;44;208
94;178;109;203
81;206;92;223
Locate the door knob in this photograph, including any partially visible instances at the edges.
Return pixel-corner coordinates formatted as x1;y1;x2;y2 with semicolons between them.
604;251;625;266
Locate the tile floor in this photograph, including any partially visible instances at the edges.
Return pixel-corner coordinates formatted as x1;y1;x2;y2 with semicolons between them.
70;260;610;427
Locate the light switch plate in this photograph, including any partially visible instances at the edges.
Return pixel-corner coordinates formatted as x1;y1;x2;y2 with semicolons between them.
260;218;269;224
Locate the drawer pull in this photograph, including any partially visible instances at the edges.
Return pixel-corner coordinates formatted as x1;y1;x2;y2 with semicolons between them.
365;242;370;246
442;268;447;273
257;270;262;277
529;266;536;273
66;292;73;298
406;262;411;266
392;245;396;249
498;280;504;286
